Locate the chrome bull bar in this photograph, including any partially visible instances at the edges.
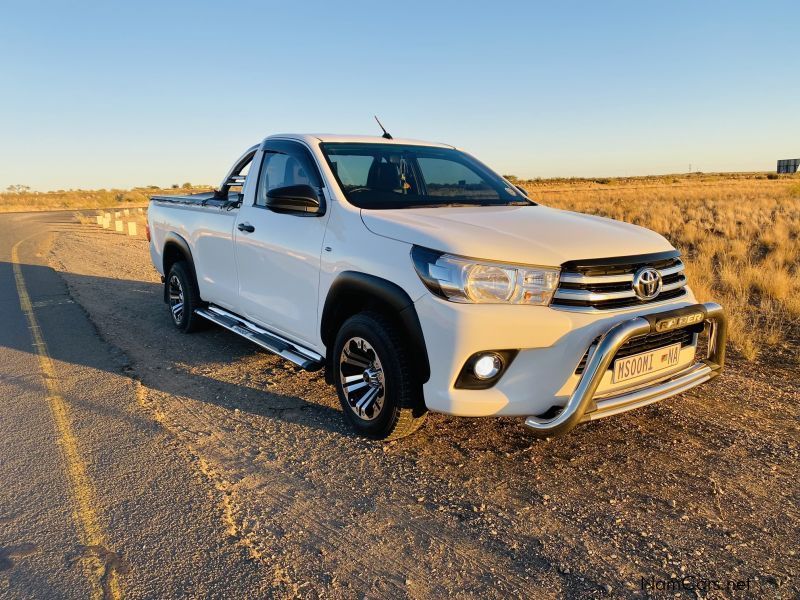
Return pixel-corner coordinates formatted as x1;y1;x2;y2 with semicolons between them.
525;302;726;437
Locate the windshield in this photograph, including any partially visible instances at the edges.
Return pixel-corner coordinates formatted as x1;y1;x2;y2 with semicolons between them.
320;143;533;209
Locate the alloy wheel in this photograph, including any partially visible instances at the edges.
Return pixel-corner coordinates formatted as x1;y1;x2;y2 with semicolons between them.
168;274;185;325
338;337;386;421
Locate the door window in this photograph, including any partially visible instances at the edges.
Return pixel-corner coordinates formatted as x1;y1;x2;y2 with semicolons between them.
255;141;322;207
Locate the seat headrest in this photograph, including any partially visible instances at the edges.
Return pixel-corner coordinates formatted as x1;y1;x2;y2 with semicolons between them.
367;161;401;192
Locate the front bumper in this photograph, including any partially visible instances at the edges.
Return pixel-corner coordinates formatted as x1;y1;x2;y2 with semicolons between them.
524;302;726;437
416;292;726;432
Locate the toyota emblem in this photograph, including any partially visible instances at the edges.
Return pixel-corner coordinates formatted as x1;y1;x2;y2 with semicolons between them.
632;267;663;300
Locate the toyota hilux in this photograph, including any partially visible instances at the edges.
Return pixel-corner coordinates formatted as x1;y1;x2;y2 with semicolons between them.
148;134;726;440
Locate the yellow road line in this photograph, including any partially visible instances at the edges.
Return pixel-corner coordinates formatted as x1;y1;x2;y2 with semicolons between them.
11;235;122;600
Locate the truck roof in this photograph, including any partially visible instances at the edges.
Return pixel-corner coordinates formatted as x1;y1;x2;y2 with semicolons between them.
265;133;455;149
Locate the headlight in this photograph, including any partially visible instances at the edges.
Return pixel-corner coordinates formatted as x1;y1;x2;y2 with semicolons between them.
411;246;560;305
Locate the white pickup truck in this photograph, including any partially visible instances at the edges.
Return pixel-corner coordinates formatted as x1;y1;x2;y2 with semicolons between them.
148;134;726;440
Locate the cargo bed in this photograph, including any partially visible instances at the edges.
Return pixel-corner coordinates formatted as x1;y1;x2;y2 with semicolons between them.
150;191;241;209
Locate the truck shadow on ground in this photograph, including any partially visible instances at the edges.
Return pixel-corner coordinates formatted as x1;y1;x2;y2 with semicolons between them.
1;259;353;438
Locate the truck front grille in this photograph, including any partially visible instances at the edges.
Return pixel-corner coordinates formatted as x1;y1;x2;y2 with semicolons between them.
551;251;688;312
575;325;701;375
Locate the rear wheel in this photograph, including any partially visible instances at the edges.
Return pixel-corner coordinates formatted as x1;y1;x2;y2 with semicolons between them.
166;261;204;333
333;312;427;440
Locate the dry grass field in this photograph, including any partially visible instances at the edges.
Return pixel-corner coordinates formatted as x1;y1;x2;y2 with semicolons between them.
521;173;800;363
0;185;213;213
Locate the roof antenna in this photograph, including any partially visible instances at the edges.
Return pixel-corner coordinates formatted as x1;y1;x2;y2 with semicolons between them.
374;115;393;140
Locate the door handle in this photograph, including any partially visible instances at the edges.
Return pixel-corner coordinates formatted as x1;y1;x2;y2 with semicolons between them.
237;222;255;233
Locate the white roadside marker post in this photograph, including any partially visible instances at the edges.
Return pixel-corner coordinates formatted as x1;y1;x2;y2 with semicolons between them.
127;222;137;236
102;216;111;229
123;208;130;216
95;215;103;226
115;220;123;233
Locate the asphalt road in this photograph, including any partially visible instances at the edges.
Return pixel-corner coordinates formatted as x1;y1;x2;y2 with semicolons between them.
1;210;797;599
0;212;266;599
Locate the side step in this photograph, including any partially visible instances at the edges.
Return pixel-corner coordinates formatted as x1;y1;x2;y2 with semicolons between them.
195;305;324;370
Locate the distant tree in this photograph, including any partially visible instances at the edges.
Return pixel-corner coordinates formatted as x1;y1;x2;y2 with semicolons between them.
171;184;179;189
182;182;192;189
5;184;31;194
503;174;518;183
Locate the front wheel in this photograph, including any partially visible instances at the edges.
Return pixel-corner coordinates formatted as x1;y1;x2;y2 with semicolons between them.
333;312;427;440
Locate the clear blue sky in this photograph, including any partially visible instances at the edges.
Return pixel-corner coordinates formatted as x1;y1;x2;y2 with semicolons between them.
1;1;798;191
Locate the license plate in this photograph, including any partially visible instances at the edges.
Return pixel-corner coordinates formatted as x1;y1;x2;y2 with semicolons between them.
612;343;682;384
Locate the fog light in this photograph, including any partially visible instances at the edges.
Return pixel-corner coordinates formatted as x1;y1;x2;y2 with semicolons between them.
473;353;503;380
455;350;518;389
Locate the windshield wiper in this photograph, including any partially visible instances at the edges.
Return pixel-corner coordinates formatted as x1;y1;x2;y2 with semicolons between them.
409;202;475;208
406;200;532;208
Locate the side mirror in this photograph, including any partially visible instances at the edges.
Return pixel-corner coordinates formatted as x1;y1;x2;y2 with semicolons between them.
266;184;323;215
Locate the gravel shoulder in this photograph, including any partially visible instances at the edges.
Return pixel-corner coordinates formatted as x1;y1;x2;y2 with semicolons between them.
49;223;799;598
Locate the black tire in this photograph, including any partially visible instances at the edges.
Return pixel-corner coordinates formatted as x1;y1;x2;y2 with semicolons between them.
333;312;427;440
166;261;205;333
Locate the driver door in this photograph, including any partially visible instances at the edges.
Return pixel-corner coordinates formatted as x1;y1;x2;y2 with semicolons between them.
234;140;329;347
